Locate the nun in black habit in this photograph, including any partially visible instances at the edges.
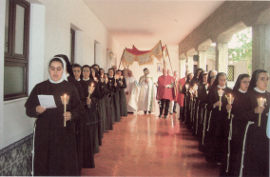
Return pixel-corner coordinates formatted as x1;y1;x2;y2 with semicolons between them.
99;68;109;132
25;57;81;176
182;73;194;126
116;70;128;117
223;74;251;176
80;65;100;154
242;70;270;177
197;72;209;151
90;66;104;146
104;73;115;130
72;64;96;169
205;72;232;165
108;68;121;122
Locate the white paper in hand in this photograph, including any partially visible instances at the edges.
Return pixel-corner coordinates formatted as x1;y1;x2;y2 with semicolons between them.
38;95;57;109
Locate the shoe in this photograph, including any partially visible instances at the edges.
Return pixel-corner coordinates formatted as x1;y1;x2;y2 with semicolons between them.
159;115;162;118
164;115;167;119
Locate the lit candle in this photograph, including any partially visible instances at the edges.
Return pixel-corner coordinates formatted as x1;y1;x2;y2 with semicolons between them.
257;97;266;127
226;94;234;119
185;84;190;95
88;83;95;98
61;94;70;127
218;89;224;111
193;84;198;97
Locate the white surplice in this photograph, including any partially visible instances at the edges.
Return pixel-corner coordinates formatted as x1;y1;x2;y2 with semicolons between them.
137;76;156;113
125;76;137;112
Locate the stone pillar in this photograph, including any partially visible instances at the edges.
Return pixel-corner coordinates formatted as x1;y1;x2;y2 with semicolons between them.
0;0;6;149
179;59;186;78
186;56;194;74
216;42;228;73
198;50;207;71
252;24;270;90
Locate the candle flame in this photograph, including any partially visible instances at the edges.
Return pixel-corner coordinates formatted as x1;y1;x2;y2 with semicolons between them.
257;97;266;107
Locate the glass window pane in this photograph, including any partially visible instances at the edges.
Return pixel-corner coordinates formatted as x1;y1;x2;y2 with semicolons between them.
5;0;9;53
14;5;25;55
4;65;25;95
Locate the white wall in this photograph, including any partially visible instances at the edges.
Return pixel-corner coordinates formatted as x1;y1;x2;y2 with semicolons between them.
108;35;123;69
2;2;46;148
1;0;111;149
0;0;6;149
41;0;109;78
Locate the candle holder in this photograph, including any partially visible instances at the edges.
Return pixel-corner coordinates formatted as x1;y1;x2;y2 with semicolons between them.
88;83;95;99
257;97;266;127
185;84;189;93
193;84;198;97
218;89;224;111
61;94;70;127
189;89;194;100
226;94;234;119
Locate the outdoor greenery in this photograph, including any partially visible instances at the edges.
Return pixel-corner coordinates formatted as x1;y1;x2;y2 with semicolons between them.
228;27;252;73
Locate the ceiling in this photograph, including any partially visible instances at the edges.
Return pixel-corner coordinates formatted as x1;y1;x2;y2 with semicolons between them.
84;0;224;48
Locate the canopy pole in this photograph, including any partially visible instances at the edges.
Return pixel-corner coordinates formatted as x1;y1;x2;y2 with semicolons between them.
166;45;173;72
118;49;126;70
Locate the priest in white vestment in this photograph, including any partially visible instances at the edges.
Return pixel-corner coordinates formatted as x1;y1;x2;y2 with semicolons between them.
123;69;138;113
137;68;156;114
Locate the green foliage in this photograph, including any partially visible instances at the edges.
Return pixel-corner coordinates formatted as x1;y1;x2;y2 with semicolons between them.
228;28;252;74
228;29;252;62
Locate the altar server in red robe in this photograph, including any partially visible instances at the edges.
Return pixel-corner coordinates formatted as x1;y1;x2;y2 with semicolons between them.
157;68;175;118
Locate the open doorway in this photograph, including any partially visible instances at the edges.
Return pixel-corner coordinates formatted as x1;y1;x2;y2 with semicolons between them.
227;27;252;86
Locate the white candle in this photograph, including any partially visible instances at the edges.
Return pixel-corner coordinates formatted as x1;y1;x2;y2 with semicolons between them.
193;84;198;97
63;94;67;113
257;97;266;127
62;93;69;127
193;84;198;91
226;94;234;119
88;83;95;98
185;84;189;90
218;89;224;111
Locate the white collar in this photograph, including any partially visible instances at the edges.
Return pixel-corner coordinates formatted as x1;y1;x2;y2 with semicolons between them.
238;88;247;93
254;87;266;93
76;78;81;81
217;85;226;89
83;78;90;81
48;57;68;84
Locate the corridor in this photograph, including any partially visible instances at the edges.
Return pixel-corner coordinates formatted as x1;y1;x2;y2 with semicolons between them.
82;114;219;176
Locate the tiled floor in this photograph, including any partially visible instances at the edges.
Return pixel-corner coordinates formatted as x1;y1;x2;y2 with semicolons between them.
82;114;219;176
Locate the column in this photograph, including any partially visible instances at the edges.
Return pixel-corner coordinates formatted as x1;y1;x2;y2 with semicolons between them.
179;58;186;78
198;50;207;71
252;24;270;90
0;0;6;149
186;56;194;74
216;42;228;73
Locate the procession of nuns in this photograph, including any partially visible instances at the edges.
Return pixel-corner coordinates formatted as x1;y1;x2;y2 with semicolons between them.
25;55;127;176
181;68;270;177
24;54;270;177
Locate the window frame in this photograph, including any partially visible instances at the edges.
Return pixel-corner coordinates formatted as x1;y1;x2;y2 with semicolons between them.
70;28;75;64
4;0;30;101
227;65;235;82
